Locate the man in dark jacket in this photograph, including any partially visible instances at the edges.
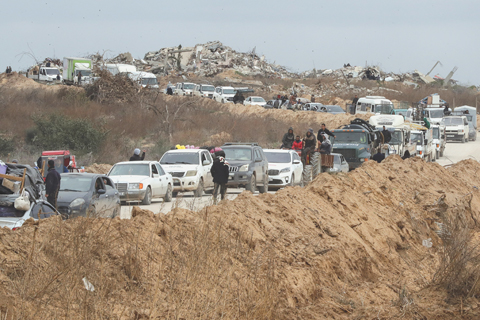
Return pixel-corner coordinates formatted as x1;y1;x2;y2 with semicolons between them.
281;127;295;149
130;148;146;161
77;71;82;85
210;150;229;203
317;123;335;143
302;129;317;164
45;160;61;208
382;126;392;143
372;151;385;163
352;95;359;106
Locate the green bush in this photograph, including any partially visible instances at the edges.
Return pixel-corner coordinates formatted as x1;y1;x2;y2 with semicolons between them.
0;134;14;156
27;114;105;153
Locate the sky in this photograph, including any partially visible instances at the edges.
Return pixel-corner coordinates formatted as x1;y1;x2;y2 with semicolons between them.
2;0;480;85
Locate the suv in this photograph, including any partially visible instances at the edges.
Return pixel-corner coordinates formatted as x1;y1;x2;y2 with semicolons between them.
174;82;196;96
159;149;214;197
442;115;469;143
221;143;269;193
263;149;303;190
193;84;215;98
213;86;236;103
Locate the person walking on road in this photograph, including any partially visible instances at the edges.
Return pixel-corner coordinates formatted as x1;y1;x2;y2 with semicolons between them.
317;123;335;143
382;126;392;143
130;148;146;161
281;127;295;149
45;160;61;209
211;150;229;204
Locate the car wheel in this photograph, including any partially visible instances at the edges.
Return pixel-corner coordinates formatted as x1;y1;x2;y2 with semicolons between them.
436;150;439;159
440;149;444;157
142;187;152;205
164;184;173;202
194;179;204;197
258;175;268;194
289;174;295;187
246;174;256;193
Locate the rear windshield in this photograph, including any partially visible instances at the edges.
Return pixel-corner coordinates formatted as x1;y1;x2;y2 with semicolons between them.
160;153;199;165
109;164;150;176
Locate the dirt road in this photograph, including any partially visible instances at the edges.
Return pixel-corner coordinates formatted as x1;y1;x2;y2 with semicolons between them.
121;138;480;218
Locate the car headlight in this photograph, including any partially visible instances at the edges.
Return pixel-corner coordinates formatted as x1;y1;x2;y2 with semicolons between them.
239;165;249;172
280;167;290;173
128;183;143;189
69;198;85;209
185;170;197;176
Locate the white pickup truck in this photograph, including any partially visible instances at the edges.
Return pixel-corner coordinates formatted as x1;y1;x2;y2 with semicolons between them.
27;66;62;83
174;82;196;96
159;149;214;197
408;124;435;162
213;86;236;103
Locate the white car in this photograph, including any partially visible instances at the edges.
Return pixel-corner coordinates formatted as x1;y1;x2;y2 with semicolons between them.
107;161;173;205
193;84;215;98
0;200;58;230
263;149;303;190
244;96;266;107
160;149;214;197
327;153;349;173
213;86;236;103
174;82;196;96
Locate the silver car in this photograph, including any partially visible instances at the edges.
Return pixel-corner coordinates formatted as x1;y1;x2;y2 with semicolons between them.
327;153;349;173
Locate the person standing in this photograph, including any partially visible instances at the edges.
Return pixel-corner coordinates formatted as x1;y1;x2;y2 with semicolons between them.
311;94;316;103
45;160;61;208
317;123;335;143
281;127;295;149
210;150;229;203
77;71;82;85
382;126;392;143
130;148;146;161
302;129;317;164
352;95;359;106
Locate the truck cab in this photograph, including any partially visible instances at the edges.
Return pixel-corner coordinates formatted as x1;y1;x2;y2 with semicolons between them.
28;66;62;83
63;57;93;86
369;115;416;158
453;106;477;141
174;82;196;95
128;71;159;89
193;84;215;98
331;119;381;170
442;115;469;143
407;123;435;162
213;86;236;103
424;107;446;125
355;96;394;115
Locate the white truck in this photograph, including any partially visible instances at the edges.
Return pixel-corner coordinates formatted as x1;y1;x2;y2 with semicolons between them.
159;149;214;197
213;86;236;103
104;63;136;76
369;115;416;158
128;71;159;89
442;115;469;143
355;96;394;115
63;57;93;85
454;106;477;141
27;66;62;83
193;84;215;98
431;124;446;158
174;82;196;96
407;123;435;162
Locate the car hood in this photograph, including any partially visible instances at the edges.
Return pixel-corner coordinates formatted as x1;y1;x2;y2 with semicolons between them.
226;160;251;168
108;175;151;183
57;191;89;205
268;163;290;170
161;164;199;172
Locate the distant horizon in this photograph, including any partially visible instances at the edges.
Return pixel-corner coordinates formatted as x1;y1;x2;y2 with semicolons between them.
2;0;479;86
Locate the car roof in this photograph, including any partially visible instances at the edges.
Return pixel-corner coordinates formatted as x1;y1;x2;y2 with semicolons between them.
249;96;264;99
263;149;293;153
164;149;203;153
60;173;104;177
114;161;158;165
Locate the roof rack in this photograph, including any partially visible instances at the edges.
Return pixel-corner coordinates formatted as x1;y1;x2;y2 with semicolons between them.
223;142;259;146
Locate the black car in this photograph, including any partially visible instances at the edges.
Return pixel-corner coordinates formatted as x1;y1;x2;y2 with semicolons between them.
221;143;269;193
57;173;121;218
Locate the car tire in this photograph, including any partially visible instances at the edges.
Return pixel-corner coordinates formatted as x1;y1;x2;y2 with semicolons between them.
246;174;256;193
299;174;305;187
440;149;444;157
142;187;152;205
194;179;204;197
258;175;268;194
164;184;173;202
436;150;439;159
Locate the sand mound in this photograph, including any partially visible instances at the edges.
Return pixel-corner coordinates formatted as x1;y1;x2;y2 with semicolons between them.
84;163;112;174
0;72;83;93
1;155;480;318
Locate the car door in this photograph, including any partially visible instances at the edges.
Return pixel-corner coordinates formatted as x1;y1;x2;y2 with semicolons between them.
103;177;119;215
253;148;264;184
93;177;109;217
156;163;169;195
292;152;303;183
150;163;162;197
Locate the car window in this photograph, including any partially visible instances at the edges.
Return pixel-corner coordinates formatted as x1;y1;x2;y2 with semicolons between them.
103;177;115;190
254;149;262;161
151;164;159;175
156;164;165;175
95;178;105;191
31;202;57;219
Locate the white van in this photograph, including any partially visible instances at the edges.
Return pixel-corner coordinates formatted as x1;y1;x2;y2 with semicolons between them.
355;96;394;114
128;71;159;89
454;106;477;141
369;115;416;158
104;63;136;76
442;115;469;143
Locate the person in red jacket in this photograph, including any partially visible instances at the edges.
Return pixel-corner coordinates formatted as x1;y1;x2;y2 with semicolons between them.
292;135;303;151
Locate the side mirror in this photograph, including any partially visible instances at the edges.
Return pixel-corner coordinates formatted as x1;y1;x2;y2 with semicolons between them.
203;160;211;166
293;160;301;164
255;158;262;163
97;189;106;194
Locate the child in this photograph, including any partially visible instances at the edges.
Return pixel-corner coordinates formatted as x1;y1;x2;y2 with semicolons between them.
292;135;303;151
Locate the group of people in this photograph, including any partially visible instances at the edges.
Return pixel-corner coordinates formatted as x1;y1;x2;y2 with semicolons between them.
281;124;336;163
5;66;12;74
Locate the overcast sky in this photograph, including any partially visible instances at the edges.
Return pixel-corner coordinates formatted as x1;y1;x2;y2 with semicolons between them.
2;0;479;85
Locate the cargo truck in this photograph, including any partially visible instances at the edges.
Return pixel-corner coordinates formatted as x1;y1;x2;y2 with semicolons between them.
63;57;93;86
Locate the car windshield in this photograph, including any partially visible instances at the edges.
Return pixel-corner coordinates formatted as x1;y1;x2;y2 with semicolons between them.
223;89;235;94
160;153;199;165
60;176;92;192
184;84;195;90
374;104;394;114
76;70;92;77
443;117;463;126
265;152;291;163
202;85;214;91
252;97;265;102
390;131;403;145
224;148;252;161
46;69;60;75
109;164;150;176
428;109;444;118
142;78;158;85
432;127;440;139
326;106;344;112
411;133;423;144
332;132;368;144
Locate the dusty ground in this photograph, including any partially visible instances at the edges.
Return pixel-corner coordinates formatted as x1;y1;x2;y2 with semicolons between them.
2;157;480;319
